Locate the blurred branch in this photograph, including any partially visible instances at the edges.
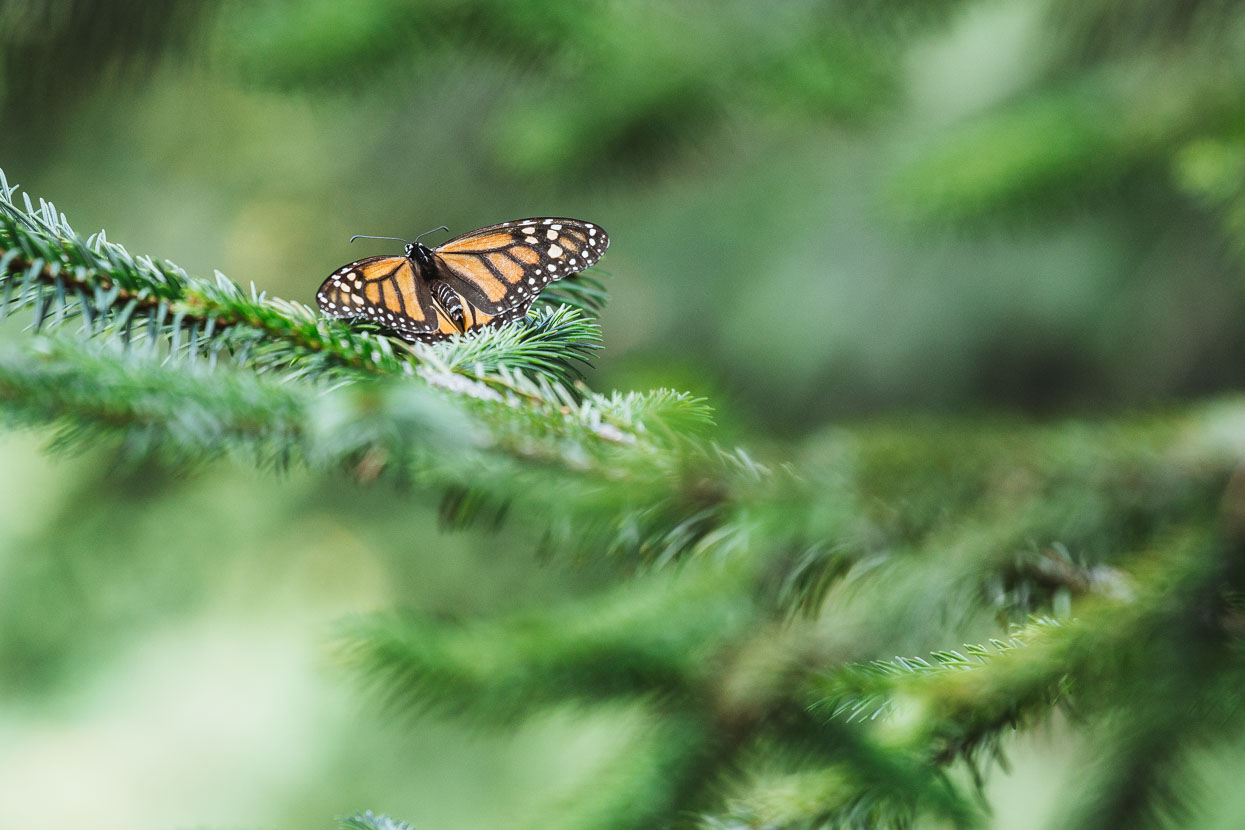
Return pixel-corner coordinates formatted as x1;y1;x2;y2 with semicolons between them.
0;334;473;471
4;166;1245;830
339;812;415;830
889;2;1245;232
215;0;953;177
338;562;757;722
0;0;210;141
802;529;1245;827
890;61;1242;225
813;618;1065;731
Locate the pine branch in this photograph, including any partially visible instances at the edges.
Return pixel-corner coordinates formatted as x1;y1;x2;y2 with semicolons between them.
797;530;1245;824
0;325;742;545
7;170;1245;830
0;334;474;471
814;618;1063;729
339;556;997;829
706;757;973;830
6;170;1237;599
0;172;743;558
1054;530;1245;830
809;615;1072;804
0;169;599;387
22;169;1220;603
337;561;757;722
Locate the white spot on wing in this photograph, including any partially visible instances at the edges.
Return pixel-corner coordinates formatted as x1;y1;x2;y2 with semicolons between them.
548;244;563;258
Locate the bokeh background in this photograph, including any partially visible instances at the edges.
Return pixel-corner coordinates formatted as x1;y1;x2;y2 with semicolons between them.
1;1;1244;827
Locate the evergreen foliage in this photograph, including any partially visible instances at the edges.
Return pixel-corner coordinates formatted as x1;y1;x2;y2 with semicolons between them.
215;0;933;176
892;0;1245;253
4;168;1245;829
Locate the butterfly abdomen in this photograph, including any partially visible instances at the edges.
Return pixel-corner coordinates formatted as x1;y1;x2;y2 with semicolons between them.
432;281;466;328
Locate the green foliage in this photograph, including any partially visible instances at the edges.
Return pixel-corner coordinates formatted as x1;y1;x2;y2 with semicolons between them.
890;0;1245;240
0;172;769;570
214;0;931;176
340;812;415;830
339;560;757;721
1174;135;1245;262
4;59;1245;825
0;0;209;130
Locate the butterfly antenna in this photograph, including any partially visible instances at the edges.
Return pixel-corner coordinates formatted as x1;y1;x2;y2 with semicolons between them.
414;225;450;244
349;234;410;244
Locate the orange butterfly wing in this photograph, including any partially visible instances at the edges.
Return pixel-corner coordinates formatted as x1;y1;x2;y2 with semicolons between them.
317;217;609;342
433;218;609;317
316;256;452;340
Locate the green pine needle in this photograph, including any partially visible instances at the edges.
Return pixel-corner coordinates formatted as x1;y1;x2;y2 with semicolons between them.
338;811;415;830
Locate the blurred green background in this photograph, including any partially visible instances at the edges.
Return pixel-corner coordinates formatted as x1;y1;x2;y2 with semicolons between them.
1;0;1244;827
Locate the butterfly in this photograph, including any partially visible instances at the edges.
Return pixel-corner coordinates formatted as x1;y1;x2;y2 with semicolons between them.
316;217;609;342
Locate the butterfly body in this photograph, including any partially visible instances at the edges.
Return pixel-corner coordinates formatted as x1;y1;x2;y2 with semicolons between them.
317;218;609;342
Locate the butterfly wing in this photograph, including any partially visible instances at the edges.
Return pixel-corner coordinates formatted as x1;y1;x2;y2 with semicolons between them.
432;218;609;317
316;255;457;341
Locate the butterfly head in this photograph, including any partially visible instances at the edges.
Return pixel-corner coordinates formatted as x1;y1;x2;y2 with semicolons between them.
405;225;452;264
405;240;435;266
350;228;446;265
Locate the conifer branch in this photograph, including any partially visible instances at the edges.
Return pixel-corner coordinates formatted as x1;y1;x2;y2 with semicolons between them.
0;171;786;572
0;334;475;469
0;169;599;387
800;531;1245;824
337;562;758;722
5;168;1245;830
706;746;979;830
4;168;1241;599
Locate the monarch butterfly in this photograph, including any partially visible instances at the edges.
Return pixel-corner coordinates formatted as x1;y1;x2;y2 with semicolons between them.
316;217;609;342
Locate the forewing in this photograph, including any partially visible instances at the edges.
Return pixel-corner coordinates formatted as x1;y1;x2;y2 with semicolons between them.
316;255;443;341
433;217;609;316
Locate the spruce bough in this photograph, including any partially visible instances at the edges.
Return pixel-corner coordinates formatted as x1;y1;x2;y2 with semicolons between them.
3;170;1245;829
